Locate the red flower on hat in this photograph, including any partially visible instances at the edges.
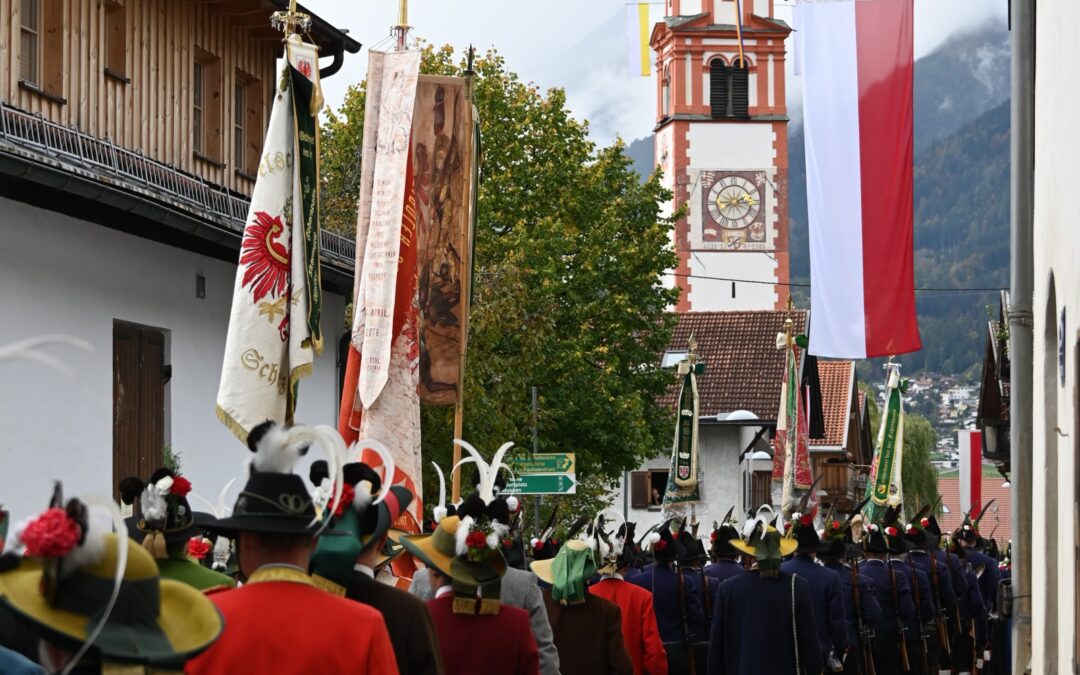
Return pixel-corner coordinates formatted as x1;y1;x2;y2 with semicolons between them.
831;521;841;531
170;476;192;498
465;531;487;550
20;508;80;558
502;538;513;548
187;537;211;560
534;540;544;552
710;531;718;542
885;526;898;537
800;515;812;528
920;517;930;528
784;522;792;531
551;538;558;546
654;539;668;553
331;484;356;518
906;525;917;535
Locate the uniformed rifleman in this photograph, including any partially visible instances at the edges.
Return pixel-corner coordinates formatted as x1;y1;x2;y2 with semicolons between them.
820;515;882;675
858;520;917;675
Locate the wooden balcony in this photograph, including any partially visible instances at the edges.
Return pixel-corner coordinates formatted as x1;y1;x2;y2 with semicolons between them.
817;460;860;510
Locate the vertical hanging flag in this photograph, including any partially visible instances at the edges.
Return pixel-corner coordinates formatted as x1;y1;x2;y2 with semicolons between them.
795;0;920;359
771;330;813;516
864;362;906;523
662;340;706;516
216;35;323;442
625;3;663;77
339;48;424;530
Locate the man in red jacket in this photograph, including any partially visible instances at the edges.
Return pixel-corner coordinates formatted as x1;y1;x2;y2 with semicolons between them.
590;522;668;675
403;514;539;675
185;422;399;675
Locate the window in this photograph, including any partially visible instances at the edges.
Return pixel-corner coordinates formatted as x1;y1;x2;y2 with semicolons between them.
709;56;750;119
20;0;39;84
234;71;263;177
19;0;63;100
661;350;688;368
750;471;772;509
193;50;223;163
233;81;245;170
630;470;670;509
193;62;204;154
104;1;127;82
661;65;671;117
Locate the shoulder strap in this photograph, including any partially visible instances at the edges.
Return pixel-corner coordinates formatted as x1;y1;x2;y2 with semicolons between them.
791;572;799;675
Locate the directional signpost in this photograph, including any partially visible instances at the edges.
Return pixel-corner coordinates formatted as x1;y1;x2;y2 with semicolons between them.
504;453;576;495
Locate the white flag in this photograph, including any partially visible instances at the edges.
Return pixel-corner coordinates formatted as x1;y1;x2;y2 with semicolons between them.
216;36;323;442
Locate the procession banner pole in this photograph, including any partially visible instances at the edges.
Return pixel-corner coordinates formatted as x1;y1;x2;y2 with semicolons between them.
450;46;478;505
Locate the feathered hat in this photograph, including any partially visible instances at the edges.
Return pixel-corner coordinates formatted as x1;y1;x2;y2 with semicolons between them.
710;507;742;558
205;421;346;538
863;506;905;554
118;468;205;560
901;501;936;550
0;483;222;667
730;505;797;576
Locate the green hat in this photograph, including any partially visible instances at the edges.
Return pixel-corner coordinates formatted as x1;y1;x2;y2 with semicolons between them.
531;540;597;605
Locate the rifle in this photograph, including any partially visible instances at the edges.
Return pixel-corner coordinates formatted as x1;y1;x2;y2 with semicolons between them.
906;554;931;675
887;557;911;673
676;566;698;675
929;548;952;657
849;550;876;675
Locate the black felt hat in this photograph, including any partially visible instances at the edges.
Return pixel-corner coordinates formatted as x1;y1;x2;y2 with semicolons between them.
787;512;828;554
204;421;325;537
677;530;708;564
119;469;207;556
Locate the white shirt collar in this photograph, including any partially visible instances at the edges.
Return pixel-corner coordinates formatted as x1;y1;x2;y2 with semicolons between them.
353;563;375;579
435;585;455;599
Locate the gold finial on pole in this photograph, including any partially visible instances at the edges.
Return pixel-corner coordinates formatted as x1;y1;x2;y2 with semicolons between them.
271;0;312;37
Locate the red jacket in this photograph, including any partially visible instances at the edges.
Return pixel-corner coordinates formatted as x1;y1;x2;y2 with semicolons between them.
427;594;539;675
185;570;398;674
590;577;668;675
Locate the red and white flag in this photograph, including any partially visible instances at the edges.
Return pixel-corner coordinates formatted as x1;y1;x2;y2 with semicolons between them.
796;0;920;359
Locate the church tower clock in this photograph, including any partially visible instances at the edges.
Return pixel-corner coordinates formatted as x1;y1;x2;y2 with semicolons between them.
651;0;791;312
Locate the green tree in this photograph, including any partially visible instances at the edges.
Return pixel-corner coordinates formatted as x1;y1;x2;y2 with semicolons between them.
859;382;940;517
320;45;680;525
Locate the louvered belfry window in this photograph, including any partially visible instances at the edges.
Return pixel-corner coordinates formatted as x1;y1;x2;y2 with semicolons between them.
710;57;750;119
731;57;750;118
710;59;728;118
20;0;39;85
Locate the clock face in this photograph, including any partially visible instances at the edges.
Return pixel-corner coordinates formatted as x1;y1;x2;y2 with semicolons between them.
706;175;761;230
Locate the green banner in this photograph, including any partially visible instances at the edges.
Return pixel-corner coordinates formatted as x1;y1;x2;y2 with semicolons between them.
289;64;323;353
871;387;902;505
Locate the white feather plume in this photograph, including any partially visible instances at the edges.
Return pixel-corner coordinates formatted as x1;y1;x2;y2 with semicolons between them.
455;516;476;556
432;462;447;515
212;537;231;572
353;480;375;511
643;532;661;552
433;506;448;524
188;478;236;519
452;439;516;505
506;496;519;513
139;484;167;525
64;504;109;576
358;438;395;506
312;478;333;511
0;335;92;377
63;497;128;675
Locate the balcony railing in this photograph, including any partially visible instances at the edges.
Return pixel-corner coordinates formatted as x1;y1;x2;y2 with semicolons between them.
0;100;355;270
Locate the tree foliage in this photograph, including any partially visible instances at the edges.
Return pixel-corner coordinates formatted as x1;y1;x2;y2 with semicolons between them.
320;45;680;523
859;382;940;517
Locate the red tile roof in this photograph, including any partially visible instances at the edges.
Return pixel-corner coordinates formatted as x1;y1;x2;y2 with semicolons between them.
936;475;1012;544
811;361;855;447
663;310;808;419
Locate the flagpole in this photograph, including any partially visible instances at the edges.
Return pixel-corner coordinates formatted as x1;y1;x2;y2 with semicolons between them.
393;0;410;52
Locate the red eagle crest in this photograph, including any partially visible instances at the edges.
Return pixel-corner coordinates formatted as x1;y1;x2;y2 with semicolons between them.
240;211;290;302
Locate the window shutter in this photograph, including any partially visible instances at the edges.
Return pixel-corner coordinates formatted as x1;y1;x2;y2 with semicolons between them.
709;61;728;119
731;60;750;118
630;471;650;509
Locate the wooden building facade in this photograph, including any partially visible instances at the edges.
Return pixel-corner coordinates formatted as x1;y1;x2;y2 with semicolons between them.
1;0;357;197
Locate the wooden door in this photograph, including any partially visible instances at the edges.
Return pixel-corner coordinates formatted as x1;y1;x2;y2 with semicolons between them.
113;322;166;502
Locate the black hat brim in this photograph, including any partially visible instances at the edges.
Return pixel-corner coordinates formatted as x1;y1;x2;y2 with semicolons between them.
202;515;318;538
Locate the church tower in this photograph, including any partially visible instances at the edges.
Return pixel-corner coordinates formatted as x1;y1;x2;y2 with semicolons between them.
651;0;791;311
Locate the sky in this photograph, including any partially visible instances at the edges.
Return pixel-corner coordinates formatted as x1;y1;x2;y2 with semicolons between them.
307;0;1008;145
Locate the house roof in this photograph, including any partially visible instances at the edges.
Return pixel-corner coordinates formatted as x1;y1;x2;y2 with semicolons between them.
937;475;1012;544
811;361;855;448
663;310;808;420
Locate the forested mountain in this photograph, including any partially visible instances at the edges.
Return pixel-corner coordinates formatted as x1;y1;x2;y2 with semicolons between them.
623;20;1011;379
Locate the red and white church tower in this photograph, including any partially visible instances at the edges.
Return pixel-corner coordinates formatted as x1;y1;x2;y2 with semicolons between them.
651;0;791;312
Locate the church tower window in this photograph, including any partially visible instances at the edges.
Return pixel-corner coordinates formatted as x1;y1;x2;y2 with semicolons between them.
730;57;750;118
709;59;729;118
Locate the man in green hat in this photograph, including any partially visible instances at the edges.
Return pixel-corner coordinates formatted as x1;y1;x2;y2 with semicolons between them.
0;483;223;673
307;459;443;675
708;516;822;675
119;469;236;592
530;538;633;675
